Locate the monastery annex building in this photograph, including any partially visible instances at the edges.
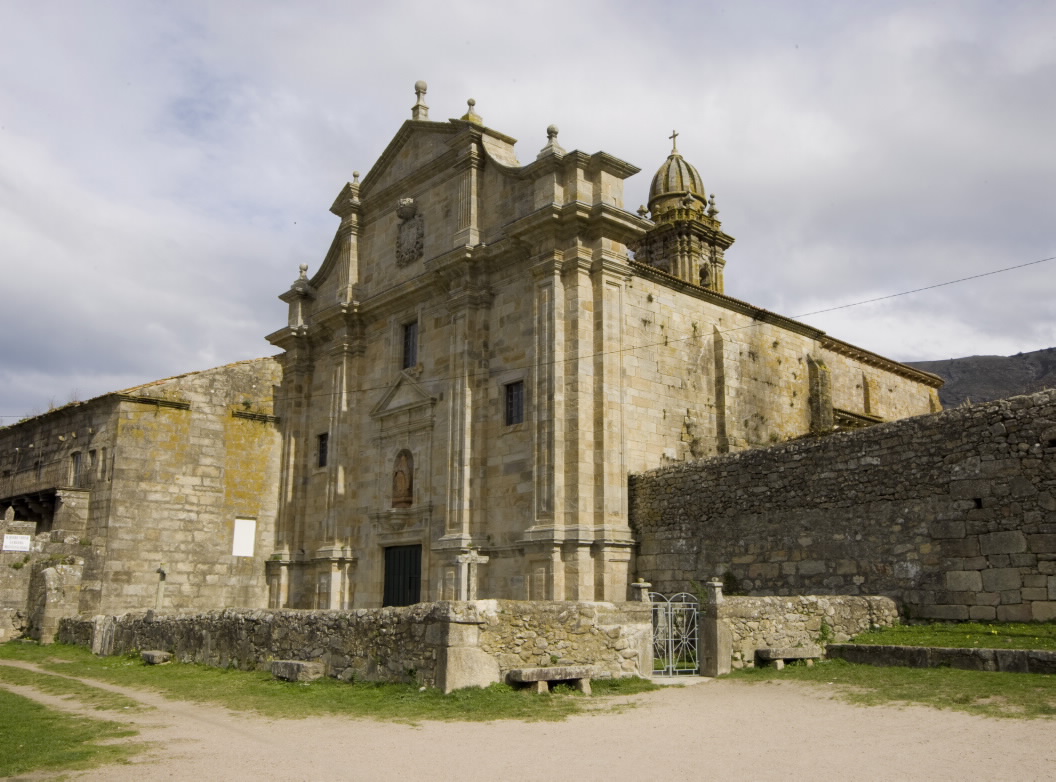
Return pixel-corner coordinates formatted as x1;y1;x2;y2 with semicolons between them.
1;84;943;635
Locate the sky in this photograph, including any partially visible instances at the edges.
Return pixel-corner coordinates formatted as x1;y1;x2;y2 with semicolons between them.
1;0;1054;421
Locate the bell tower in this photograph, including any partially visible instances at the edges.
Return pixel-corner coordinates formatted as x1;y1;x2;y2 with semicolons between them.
632;131;735;292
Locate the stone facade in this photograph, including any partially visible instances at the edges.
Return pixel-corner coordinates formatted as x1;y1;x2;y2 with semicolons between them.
58;599;651;692
631;388;1056;622
0;357;282;626
266;83;941;611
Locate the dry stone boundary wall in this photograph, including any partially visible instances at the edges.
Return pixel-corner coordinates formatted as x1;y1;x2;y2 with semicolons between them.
632;389;1056;622
58;599;651;692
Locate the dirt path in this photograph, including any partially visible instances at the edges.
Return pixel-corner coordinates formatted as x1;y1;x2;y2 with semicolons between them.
3;662;1054;781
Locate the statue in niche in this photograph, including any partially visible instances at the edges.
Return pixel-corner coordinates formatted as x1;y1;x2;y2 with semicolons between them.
392;450;413;508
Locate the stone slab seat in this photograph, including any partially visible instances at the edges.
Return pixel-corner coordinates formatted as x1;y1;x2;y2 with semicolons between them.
270;660;324;682
756;646;823;670
507;666;594;695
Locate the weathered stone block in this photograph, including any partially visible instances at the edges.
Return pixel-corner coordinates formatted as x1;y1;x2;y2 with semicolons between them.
979;531;1027;555
945;571;982;592
981;568;1022;592
141;650;172;665
996;604;1033;622
1028;534;1056;553
271;660;324;682
919;604;969;621
1032;602;1056;622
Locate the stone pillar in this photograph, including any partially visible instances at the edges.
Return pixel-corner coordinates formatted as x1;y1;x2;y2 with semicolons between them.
699;580;731;677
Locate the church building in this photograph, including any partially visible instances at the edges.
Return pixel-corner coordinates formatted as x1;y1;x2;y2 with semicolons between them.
265;83;942;609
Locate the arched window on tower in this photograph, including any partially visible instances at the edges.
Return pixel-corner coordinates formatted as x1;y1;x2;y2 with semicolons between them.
392;450;413;508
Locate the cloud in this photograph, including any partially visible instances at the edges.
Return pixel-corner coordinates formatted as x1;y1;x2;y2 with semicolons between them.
1;1;1053;419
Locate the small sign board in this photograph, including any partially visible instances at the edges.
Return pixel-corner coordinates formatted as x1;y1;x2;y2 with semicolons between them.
2;534;32;553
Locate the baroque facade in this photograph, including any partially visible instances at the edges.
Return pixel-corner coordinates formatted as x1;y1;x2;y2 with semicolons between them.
265;83;942;610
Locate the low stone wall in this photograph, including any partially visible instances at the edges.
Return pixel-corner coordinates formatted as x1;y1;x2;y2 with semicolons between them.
696;583;898;674
632;389;1056;621
57;599;651;692
478;601;651;678
827;643;1056;674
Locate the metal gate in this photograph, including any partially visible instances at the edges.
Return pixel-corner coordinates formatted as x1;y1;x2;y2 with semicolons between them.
650;592;699;676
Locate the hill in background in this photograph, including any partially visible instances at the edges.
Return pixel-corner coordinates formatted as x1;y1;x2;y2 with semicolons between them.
907;347;1056;408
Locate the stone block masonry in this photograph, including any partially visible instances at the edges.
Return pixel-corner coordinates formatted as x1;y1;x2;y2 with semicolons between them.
701;591;898;673
58;599;652;693
631;388;1056;621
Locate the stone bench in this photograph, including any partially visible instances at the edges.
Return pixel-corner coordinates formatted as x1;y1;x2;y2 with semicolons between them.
507;666;594;695
270;660;324;682
756;646;823;670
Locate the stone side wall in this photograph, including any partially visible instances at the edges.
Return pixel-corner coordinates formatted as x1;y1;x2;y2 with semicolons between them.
714;594;898;670
57;600;651;692
632;389;1056;621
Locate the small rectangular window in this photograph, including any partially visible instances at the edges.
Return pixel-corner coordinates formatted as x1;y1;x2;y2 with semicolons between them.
317;432;329;468
232;517;256;557
402;321;418;369
505;381;525;426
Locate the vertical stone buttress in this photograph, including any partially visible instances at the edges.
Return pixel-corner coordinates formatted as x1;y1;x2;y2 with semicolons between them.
808;355;834;433
563;251;595;599
592;252;632;599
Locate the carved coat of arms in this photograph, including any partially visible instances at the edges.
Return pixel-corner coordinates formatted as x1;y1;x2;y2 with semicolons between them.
396;198;424;266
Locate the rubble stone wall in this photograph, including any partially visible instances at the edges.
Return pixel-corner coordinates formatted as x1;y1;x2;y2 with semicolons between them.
715;594;898;669
632;389;1056;621
57;599;651;691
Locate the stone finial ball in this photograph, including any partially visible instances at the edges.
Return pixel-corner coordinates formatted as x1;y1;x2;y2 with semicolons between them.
547;124;559;138
414;80;427;94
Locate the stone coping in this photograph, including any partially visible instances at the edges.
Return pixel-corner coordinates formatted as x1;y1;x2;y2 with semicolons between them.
826;644;1056;674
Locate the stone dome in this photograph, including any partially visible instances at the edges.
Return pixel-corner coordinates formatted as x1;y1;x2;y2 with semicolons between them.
648;142;707;214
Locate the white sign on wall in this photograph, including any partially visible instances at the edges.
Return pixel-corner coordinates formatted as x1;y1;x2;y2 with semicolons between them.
2;534;32;553
232;518;256;557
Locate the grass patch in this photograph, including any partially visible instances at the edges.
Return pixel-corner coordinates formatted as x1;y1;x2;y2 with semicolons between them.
0;688;138;777
0;641;657;722
0;664;147;712
851;621;1056;650
733;658;1056;719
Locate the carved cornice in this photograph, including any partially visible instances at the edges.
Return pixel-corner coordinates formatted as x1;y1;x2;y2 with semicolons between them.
820;336;945;388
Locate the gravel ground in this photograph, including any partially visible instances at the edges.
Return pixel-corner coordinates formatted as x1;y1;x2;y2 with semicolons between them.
3;662;1054;782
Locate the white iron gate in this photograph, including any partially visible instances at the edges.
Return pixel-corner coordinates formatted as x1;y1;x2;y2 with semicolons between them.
650;592;699;676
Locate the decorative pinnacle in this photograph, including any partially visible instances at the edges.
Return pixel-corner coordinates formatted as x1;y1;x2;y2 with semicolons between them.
298;264;309;280
537;124;565;159
461;98;482;124
411;81;429;121
352;171;360;185
669;129;679;154
707;193;719;217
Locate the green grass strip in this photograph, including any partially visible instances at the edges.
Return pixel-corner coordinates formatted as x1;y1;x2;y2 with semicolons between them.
0;640;657;722
851;621;1056;650
734;658;1056;719
0;688;139;777
0;664;147;711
